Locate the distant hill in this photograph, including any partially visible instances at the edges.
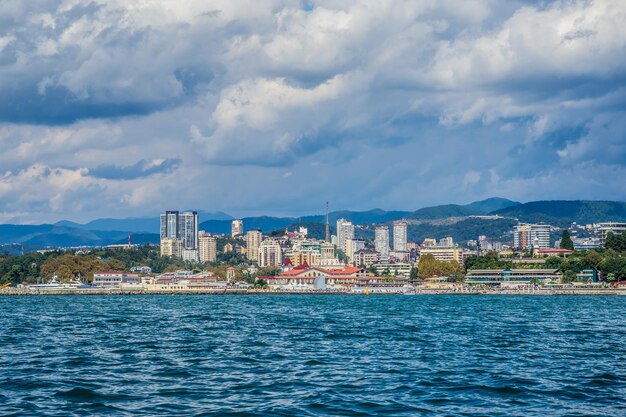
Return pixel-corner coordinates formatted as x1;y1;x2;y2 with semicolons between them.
465;197;520;214
6;199;626;249
492;200;626;226
56;211;233;233
406;204;479;220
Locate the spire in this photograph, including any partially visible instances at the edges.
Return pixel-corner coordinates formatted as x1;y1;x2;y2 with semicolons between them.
325;201;330;242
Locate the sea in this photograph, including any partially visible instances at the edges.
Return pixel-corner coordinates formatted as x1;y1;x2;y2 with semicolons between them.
0;294;625;416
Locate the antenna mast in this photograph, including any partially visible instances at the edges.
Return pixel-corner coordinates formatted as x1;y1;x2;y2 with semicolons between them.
325;202;330;243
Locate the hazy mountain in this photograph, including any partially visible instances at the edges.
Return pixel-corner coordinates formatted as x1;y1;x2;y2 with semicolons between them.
56;211;233;233
4;199;626;249
492;200;626;226
406;204;480;220
465;197;520;214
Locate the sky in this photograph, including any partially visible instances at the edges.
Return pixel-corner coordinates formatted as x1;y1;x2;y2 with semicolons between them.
1;0;625;224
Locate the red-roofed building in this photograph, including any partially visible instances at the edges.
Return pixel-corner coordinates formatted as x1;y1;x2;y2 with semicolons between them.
537;248;573;257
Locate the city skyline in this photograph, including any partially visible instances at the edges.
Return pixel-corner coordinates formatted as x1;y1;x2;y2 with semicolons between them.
0;1;625;225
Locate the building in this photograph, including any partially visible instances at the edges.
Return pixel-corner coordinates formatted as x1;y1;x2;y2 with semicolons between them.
573;237;602;251
93;271;141;287
336;219;355;253
513;223;550;249
199;234;217;263
419;247;464;264
372;260;412;278
245;230;263;261
375;225;390;259
160;210;179;241
345;238;365;262
465;269;561;286
596;222;626;245
160;210;199;255
181;249;199;262
422;238;437;247
178;211;199;250
231;219;244;237
352;249;379;267
438;237;454;247
393;221;408;251
160;237;182;257
258;239;283;267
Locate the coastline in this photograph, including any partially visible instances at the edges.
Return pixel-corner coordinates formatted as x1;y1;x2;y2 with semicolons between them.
2;287;626;296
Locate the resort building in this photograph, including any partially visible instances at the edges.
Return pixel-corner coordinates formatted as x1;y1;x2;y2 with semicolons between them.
93;271;141;287
419;247;464;264
513;223;551;249
465;269;561;286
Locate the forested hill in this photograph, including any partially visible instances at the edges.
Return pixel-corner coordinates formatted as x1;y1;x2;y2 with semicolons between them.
491;201;626;226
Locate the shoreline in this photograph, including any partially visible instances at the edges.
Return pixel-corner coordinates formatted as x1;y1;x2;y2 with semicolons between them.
2;288;626;296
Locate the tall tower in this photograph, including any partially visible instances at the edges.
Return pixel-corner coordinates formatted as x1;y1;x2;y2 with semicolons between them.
325;202;330;243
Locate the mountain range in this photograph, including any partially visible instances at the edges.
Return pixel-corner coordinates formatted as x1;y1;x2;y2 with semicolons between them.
2;198;626;250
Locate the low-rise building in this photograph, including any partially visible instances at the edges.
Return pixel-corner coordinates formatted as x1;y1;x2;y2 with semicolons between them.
352;249;379;267
465;269;561;285
419;247;463;264
93;271;141;287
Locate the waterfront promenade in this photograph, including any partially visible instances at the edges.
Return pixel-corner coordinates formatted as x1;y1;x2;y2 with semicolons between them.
2;287;625;296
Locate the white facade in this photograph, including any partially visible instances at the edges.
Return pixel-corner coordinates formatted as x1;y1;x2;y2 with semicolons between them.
513;223;550;249
596;222;626;245
258;239;283;267
231;219;244;237
336;219;355;253
393;221;408;252
375;226;390;259
93;271;141;287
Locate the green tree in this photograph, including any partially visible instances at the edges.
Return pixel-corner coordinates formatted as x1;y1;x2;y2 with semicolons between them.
560;229;574;250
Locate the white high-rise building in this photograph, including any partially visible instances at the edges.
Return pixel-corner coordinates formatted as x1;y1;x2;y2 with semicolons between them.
258;239;282;267
438;237;454;247
246;230;263;261
375;226;390;259
393;221;408;252
513;223;550;249
336;218;354;253
199;234;217;263
231;219;244;237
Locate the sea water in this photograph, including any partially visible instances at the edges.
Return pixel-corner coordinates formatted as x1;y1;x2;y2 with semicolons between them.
0;295;625;416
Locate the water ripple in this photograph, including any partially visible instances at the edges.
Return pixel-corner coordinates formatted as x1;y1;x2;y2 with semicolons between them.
1;295;625;416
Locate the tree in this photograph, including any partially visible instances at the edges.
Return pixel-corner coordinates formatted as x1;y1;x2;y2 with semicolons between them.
409;267;418;280
605;232;626;252
560;229;574;250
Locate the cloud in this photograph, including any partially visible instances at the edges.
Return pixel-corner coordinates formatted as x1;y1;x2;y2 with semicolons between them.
0;0;625;222
88;158;180;180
